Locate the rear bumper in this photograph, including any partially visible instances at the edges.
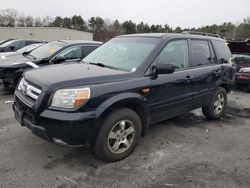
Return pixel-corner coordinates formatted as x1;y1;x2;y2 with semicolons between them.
235;73;250;85
13;98;98;146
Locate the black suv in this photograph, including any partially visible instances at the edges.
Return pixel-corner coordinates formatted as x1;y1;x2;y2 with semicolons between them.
13;33;235;162
0;40;102;90
0;39;43;52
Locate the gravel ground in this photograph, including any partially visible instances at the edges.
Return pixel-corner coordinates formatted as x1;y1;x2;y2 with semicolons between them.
0;90;250;188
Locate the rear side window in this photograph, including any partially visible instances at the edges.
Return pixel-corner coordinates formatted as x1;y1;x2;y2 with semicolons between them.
6;40;26;50
158;40;189;69
212;40;232;63
190;40;211;67
56;46;82;60
83;46;99;58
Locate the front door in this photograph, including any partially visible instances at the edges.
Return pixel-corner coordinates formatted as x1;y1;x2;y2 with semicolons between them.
150;39;197;124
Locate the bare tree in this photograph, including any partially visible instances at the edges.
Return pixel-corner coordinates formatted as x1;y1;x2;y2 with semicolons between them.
17;13;26;26
35;17;43;27
0;9;18;26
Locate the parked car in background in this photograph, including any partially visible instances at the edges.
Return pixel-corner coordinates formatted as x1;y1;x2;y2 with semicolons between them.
231;54;250;92
227;39;250;92
0;39;13;45
0;39;44;52
0;43;46;58
13;32;235;162
227;39;250;55
0;40;102;91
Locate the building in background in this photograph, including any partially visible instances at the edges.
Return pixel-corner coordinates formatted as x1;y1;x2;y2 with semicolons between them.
0;27;93;41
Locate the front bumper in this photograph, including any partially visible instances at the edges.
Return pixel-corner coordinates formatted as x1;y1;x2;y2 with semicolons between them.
13;96;98;146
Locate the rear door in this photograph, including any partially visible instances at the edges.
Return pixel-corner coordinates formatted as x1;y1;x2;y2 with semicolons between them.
190;39;222;108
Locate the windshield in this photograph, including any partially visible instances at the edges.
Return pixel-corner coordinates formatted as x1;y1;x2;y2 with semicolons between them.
83;37;159;72
17;43;43;54
0;40;16;47
29;41;67;59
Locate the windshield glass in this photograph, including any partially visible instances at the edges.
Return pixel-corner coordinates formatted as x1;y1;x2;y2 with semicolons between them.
29;41;67;59
83;37;159;72
17;43;43;54
0;40;16;47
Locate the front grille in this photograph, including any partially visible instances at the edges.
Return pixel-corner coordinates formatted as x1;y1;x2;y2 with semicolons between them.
17;78;41;101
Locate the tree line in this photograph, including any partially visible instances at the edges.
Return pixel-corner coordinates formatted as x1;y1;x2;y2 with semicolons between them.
0;8;250;41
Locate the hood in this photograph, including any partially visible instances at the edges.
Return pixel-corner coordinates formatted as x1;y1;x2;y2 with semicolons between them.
0;51;17;57
24;63;130;90
0;53;32;68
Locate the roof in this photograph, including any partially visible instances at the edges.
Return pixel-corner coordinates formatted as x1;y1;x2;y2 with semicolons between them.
57;40;102;45
118;33;224;41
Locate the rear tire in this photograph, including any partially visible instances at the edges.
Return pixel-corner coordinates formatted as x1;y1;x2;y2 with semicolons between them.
93;108;142;162
202;87;227;120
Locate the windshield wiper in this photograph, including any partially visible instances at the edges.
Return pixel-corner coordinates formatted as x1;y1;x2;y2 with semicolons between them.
88;62;121;70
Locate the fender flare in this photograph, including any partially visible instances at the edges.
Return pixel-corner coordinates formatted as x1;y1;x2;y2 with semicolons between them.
91;92;151;141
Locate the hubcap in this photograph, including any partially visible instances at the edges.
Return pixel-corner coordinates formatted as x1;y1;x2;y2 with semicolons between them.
107;120;135;154
214;93;224;115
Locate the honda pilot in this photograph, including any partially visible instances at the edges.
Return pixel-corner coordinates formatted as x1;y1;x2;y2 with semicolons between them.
13;33;235;162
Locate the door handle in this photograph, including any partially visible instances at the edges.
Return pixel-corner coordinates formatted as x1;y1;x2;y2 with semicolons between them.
214;70;221;74
185;75;194;79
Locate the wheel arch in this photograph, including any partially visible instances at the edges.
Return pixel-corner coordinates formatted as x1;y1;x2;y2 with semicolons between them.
91;93;150;144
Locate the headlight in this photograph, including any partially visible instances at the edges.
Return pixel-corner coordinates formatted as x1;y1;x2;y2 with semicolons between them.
51;87;90;109
239;67;250;73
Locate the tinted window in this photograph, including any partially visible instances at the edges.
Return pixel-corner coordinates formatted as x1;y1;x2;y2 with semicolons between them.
212;40;232;63
190;40;211;67
158;40;189;69
83;46;99;57
56;46;82;60
14;41;26;50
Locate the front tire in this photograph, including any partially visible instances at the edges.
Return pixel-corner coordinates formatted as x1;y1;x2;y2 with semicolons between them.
202;87;227;120
93;108;142;162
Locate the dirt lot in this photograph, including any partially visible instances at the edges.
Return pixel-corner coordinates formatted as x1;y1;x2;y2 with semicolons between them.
0;90;250;188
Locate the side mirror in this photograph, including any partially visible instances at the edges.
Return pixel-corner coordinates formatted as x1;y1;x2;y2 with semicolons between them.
155;64;176;74
9;45;15;51
51;56;65;64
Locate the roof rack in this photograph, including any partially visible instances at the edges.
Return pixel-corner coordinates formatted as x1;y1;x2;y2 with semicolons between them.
182;31;221;38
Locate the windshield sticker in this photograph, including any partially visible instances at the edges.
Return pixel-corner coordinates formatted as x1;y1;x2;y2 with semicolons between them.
49;48;56;54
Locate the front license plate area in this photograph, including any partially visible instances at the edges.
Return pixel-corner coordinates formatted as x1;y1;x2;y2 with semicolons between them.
14;105;24;125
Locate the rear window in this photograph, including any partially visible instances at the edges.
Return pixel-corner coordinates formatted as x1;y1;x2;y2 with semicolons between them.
212;40;232;63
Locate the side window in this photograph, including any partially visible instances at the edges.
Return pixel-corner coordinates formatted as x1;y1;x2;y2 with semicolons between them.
212;40;232;63
56;46;82;60
82;46;99;58
26;41;36;45
190;40;211;67
10;41;26;50
158;40;189;69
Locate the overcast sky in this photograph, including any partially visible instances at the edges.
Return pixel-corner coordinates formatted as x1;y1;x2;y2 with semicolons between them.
2;0;250;28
